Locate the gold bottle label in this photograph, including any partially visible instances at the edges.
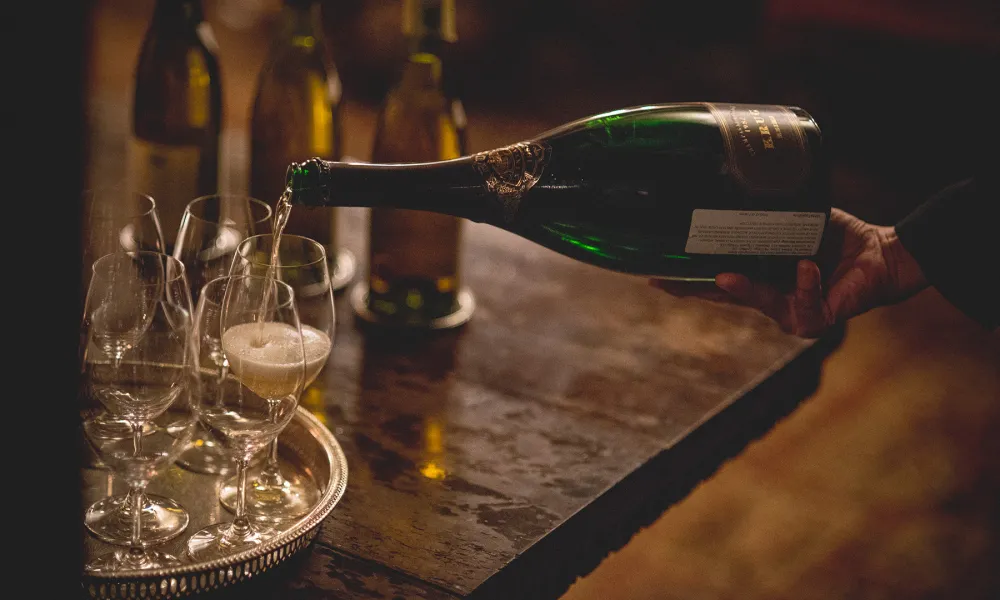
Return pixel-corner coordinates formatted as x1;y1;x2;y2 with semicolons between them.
704;103;811;194
471;141;551;222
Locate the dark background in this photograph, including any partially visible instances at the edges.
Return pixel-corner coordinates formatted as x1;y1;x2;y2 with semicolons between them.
318;0;999;224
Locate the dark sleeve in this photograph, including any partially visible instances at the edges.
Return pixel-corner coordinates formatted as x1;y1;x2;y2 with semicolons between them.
895;173;999;331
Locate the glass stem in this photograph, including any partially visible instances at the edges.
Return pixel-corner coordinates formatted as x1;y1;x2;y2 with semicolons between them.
258;401;283;487
127;421;149;564
130;482;146;551
230;458;253;538
215;358;229;406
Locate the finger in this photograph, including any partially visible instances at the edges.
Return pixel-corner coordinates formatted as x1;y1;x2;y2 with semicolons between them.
715;273;752;298
828;207;854;226
825;270;870;323
791;260;830;337
649;278;737;303
815;208;853;276
717;273;792;328
649;278;700;296
715;273;760;308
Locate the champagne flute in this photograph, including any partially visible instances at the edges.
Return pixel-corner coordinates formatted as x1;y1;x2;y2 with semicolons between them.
219;233;334;520
173;194;272;475
186;275;305;560
81;252;196;570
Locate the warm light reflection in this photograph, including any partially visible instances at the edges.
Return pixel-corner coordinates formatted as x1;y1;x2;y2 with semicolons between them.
300;386;327;425
412;52;442;75
437;113;460;160
307;73;333;157
291;34;315;49
185;50;210;127
419;419;446;480
425;420;443;454
419;461;447;480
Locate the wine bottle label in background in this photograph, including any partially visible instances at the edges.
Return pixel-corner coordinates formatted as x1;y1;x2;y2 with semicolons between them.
684;210;826;255
128;137;202;248
704;103;811;194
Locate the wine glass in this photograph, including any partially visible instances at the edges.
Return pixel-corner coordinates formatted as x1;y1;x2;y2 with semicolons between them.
219;234;334;521
173;194;273;306
173;194;273;475
81;186;165;296
79;187;167;470
186;275;305;560
81;389;197;573
80;252;196;571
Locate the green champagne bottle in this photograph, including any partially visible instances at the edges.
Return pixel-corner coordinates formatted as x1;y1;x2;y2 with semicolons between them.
352;0;474;330
249;0;355;290
287;102;831;285
130;0;222;251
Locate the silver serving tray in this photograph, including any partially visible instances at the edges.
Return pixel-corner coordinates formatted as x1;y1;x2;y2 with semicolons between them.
81;408;348;599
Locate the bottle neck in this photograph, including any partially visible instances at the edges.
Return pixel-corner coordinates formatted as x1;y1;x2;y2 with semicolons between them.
400;53;443;89
403;0;455;59
287;158;496;223
152;0;204;28
279;0;324;45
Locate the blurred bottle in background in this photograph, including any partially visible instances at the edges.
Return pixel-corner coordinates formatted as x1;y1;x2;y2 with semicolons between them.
250;0;355;291
130;0;222;251
351;0;474;330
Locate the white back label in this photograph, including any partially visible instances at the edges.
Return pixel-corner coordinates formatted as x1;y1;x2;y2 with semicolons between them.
684;209;826;255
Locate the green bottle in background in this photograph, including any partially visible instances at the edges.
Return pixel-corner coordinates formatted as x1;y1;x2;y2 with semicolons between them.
130;0;222;251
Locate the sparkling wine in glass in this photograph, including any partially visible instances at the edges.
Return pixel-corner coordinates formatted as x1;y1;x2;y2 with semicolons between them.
218;233;334;521
186;274;305;560
173;193;272;476
81;252;196;571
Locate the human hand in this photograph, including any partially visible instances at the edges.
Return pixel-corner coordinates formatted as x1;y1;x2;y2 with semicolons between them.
651;208;928;337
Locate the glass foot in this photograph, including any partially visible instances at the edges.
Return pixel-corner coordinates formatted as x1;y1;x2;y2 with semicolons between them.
176;436;236;476
186;522;277;562
85;492;189;546
219;465;320;522
86;548;183;573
